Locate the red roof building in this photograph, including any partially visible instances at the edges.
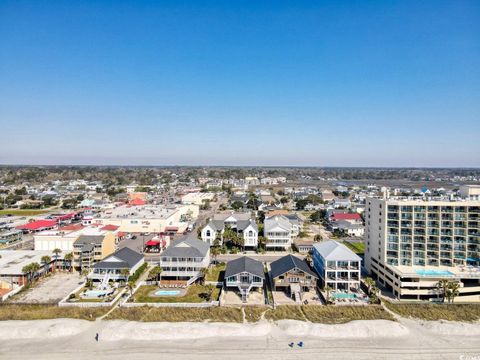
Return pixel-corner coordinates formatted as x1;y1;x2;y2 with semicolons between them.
16;220;58;232
100;224;120;231
128;198;146;206
330;213;362;222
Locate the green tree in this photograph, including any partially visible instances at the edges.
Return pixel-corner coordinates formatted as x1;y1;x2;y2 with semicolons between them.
52;248;62;271
148;266;162;284
64;252;73;272
40;255;52;275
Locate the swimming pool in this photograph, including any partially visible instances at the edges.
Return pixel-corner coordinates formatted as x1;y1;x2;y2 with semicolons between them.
415;269;454;277
82;290;110;298
154;290;181;296
332;292;357;299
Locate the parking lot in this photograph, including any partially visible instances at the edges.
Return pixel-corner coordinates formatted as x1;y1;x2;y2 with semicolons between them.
11;272;83;304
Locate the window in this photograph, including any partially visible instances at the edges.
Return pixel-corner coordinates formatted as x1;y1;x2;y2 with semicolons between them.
206;230;211;237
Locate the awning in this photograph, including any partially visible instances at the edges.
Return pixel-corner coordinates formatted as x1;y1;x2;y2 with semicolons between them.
145;240;160;246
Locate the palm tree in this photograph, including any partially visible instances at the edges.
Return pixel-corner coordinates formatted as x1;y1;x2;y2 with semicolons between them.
81;267;90;283
40;255;51;276
126;280;135;296
210;247;220;264
29;262;41;282
120;268;130;284
437;279;450;303
64;252;73;272
200;267;209;285
52;248;62;272
21;264;33;284
148;266;162;284
324;285;334;304
446;281;460;304
364;277;375;296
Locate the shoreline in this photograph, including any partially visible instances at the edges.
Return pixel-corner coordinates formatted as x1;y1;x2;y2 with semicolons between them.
0;317;479;359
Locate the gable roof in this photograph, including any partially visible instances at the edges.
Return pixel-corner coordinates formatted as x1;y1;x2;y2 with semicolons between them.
93;247;144;270
264;216;291;232
313;240;362;262
270;254;318;279
162;237;210;258
225;256;265;279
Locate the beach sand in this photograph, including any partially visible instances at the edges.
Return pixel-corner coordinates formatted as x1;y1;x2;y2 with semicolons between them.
0;317;478;359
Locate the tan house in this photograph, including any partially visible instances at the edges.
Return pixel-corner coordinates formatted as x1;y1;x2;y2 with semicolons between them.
73;232;116;271
270;254;318;300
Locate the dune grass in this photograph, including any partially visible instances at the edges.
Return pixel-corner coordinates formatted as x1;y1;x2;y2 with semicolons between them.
107;306;244;322
243;306;268;323
302;305;394;323
264;305;307;321
383;301;480;322
0;304;107;321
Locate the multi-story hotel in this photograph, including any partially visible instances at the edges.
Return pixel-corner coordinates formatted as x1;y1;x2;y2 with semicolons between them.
365;197;480;302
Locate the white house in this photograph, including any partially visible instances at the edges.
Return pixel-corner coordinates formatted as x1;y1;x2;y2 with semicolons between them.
264;216;293;250
160;237;210;282
201;212;258;248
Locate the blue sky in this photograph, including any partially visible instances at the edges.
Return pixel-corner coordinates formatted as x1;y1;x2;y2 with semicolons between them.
0;1;479;167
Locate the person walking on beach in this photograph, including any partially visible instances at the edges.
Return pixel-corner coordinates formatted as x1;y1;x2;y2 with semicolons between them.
95;333;99;342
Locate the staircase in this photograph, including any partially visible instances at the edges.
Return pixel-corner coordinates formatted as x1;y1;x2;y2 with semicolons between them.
99;272;110;290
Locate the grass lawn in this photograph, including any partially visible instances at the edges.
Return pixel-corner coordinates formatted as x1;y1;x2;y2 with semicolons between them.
0;209;53;216
107;306;244;322
132;284;221;303
206;263;226;282
384;301;480;322
343;240;365;254
0;304;107;321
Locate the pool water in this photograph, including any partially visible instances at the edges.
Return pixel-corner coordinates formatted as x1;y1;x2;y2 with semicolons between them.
155;290;181;296
332;293;357;299
415;269;454;277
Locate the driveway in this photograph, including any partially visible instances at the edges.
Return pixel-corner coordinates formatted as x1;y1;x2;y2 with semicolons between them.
11;272;83;304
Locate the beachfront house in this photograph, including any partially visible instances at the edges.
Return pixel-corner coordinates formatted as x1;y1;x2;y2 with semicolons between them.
90;247;144;282
160;237;210;283
225;256;265;302
270;254;318;302
312;240;361;293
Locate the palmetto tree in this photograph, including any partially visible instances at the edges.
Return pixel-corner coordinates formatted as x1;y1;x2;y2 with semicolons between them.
120;268;130;284
24;262;41;283
210;247;220;264
52;248;62;272
324;285;334;304
148;266;162;284
21;264;33;284
40;255;52;276
437;279;450;303
200;267;209;285
64;252;73;272
81;267;90;283
446;281;461;304
364;277;375;295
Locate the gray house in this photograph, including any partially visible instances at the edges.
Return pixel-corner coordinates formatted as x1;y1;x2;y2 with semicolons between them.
225;256;265;302
160;237;210;282
90;247;144;282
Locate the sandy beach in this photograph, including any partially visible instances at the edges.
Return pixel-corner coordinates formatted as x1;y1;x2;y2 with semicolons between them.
0;317;479;360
